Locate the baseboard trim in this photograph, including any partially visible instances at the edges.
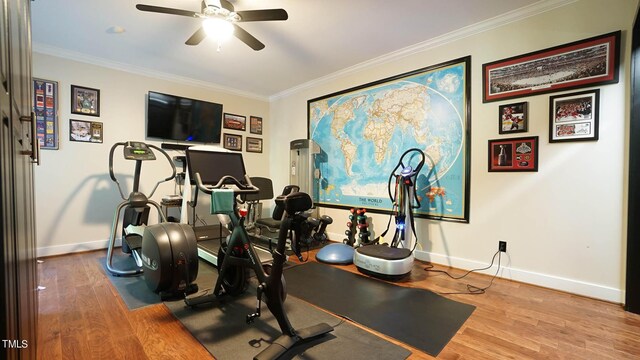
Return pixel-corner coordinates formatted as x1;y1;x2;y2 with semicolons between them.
37;238;120;258
39;236;623;303
324;231;623;303
414;250;623;304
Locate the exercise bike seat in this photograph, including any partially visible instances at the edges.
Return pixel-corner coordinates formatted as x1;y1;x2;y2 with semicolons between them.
255;184;301;231
278;191;313;215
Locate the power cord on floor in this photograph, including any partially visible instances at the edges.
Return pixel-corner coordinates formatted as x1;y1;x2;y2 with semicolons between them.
329;317;347;328
424;250;502;295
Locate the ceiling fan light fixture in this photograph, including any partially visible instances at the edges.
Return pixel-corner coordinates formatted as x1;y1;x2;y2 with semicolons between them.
136;2;286;50
202;17;234;44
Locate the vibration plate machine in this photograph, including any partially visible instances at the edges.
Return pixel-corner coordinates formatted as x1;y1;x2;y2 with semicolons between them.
184;149;333;360
354;148;426;280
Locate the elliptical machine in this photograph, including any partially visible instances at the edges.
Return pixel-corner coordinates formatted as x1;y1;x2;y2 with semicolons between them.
106;141;198;299
183;149;333;360
353;148;426;280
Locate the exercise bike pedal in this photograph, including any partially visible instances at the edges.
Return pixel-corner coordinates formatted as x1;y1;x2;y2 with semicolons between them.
246;312;259;324
247;283;264;324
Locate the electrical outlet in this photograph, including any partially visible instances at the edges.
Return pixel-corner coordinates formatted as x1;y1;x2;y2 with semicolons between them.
499;241;507;252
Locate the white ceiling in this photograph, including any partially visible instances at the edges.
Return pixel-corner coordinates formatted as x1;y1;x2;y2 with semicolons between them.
31;0;545;99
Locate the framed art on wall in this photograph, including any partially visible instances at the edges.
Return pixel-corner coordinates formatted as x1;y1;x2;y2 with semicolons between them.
246;137;263;153
71;85;100;116
223;133;242;151
223;113;246;131
488;136;538;172
549;89;599;142
33;78;59;149
482;31;620;103
250;116;263;135
308;56;471;222
498;102;528;134
69;119;103;143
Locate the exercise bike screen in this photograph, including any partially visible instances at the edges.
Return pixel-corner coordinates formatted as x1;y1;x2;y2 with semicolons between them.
186;149;247;186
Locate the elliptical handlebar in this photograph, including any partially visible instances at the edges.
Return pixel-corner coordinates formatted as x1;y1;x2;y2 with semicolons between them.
108;141;177;200
108;141;126;184
144;142;176;198
193;172;259;195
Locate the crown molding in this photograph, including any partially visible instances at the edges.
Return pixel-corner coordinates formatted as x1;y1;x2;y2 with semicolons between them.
269;0;577;102
32;42;269;102
33;0;577;103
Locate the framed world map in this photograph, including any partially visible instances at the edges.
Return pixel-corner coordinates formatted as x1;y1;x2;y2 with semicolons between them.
307;56;471;222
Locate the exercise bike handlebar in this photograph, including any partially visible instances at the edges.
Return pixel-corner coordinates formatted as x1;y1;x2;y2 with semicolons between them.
193;172;259;195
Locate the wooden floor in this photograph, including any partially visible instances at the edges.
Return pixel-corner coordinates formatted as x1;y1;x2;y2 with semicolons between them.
37;249;640;359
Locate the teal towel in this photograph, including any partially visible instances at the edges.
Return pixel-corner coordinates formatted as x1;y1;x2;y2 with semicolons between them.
210;189;234;214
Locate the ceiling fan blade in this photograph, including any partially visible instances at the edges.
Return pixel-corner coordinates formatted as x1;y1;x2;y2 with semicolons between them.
236;9;288;22
219;0;234;12
233;24;265;51
136;4;199;18
185;27;207;46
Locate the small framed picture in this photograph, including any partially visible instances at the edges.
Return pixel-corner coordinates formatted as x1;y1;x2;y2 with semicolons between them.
223;113;246;131
488;136;538;172
498;102;528;134
223;133;242;151
246;137;263;153
71;85;100;117
250;116;263;135
69;119;103;143
549;89;599;142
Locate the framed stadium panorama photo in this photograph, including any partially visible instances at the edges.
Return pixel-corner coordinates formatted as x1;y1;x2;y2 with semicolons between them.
482;31;619;103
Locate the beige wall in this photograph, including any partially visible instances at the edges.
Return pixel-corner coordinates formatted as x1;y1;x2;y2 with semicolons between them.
269;0;638;302
33;0;639;303
33;53;270;256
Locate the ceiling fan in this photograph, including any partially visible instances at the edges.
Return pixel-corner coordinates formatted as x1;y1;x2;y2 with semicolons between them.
135;0;288;51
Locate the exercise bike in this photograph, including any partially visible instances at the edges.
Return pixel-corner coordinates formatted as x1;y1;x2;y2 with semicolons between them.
184;151;333;360
106;141;198;299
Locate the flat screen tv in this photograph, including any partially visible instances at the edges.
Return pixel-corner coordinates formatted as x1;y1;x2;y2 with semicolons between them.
146;91;223;144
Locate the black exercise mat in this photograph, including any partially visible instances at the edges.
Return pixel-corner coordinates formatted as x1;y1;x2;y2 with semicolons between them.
100;254;162;310
165;262;411;360
284;262;476;356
